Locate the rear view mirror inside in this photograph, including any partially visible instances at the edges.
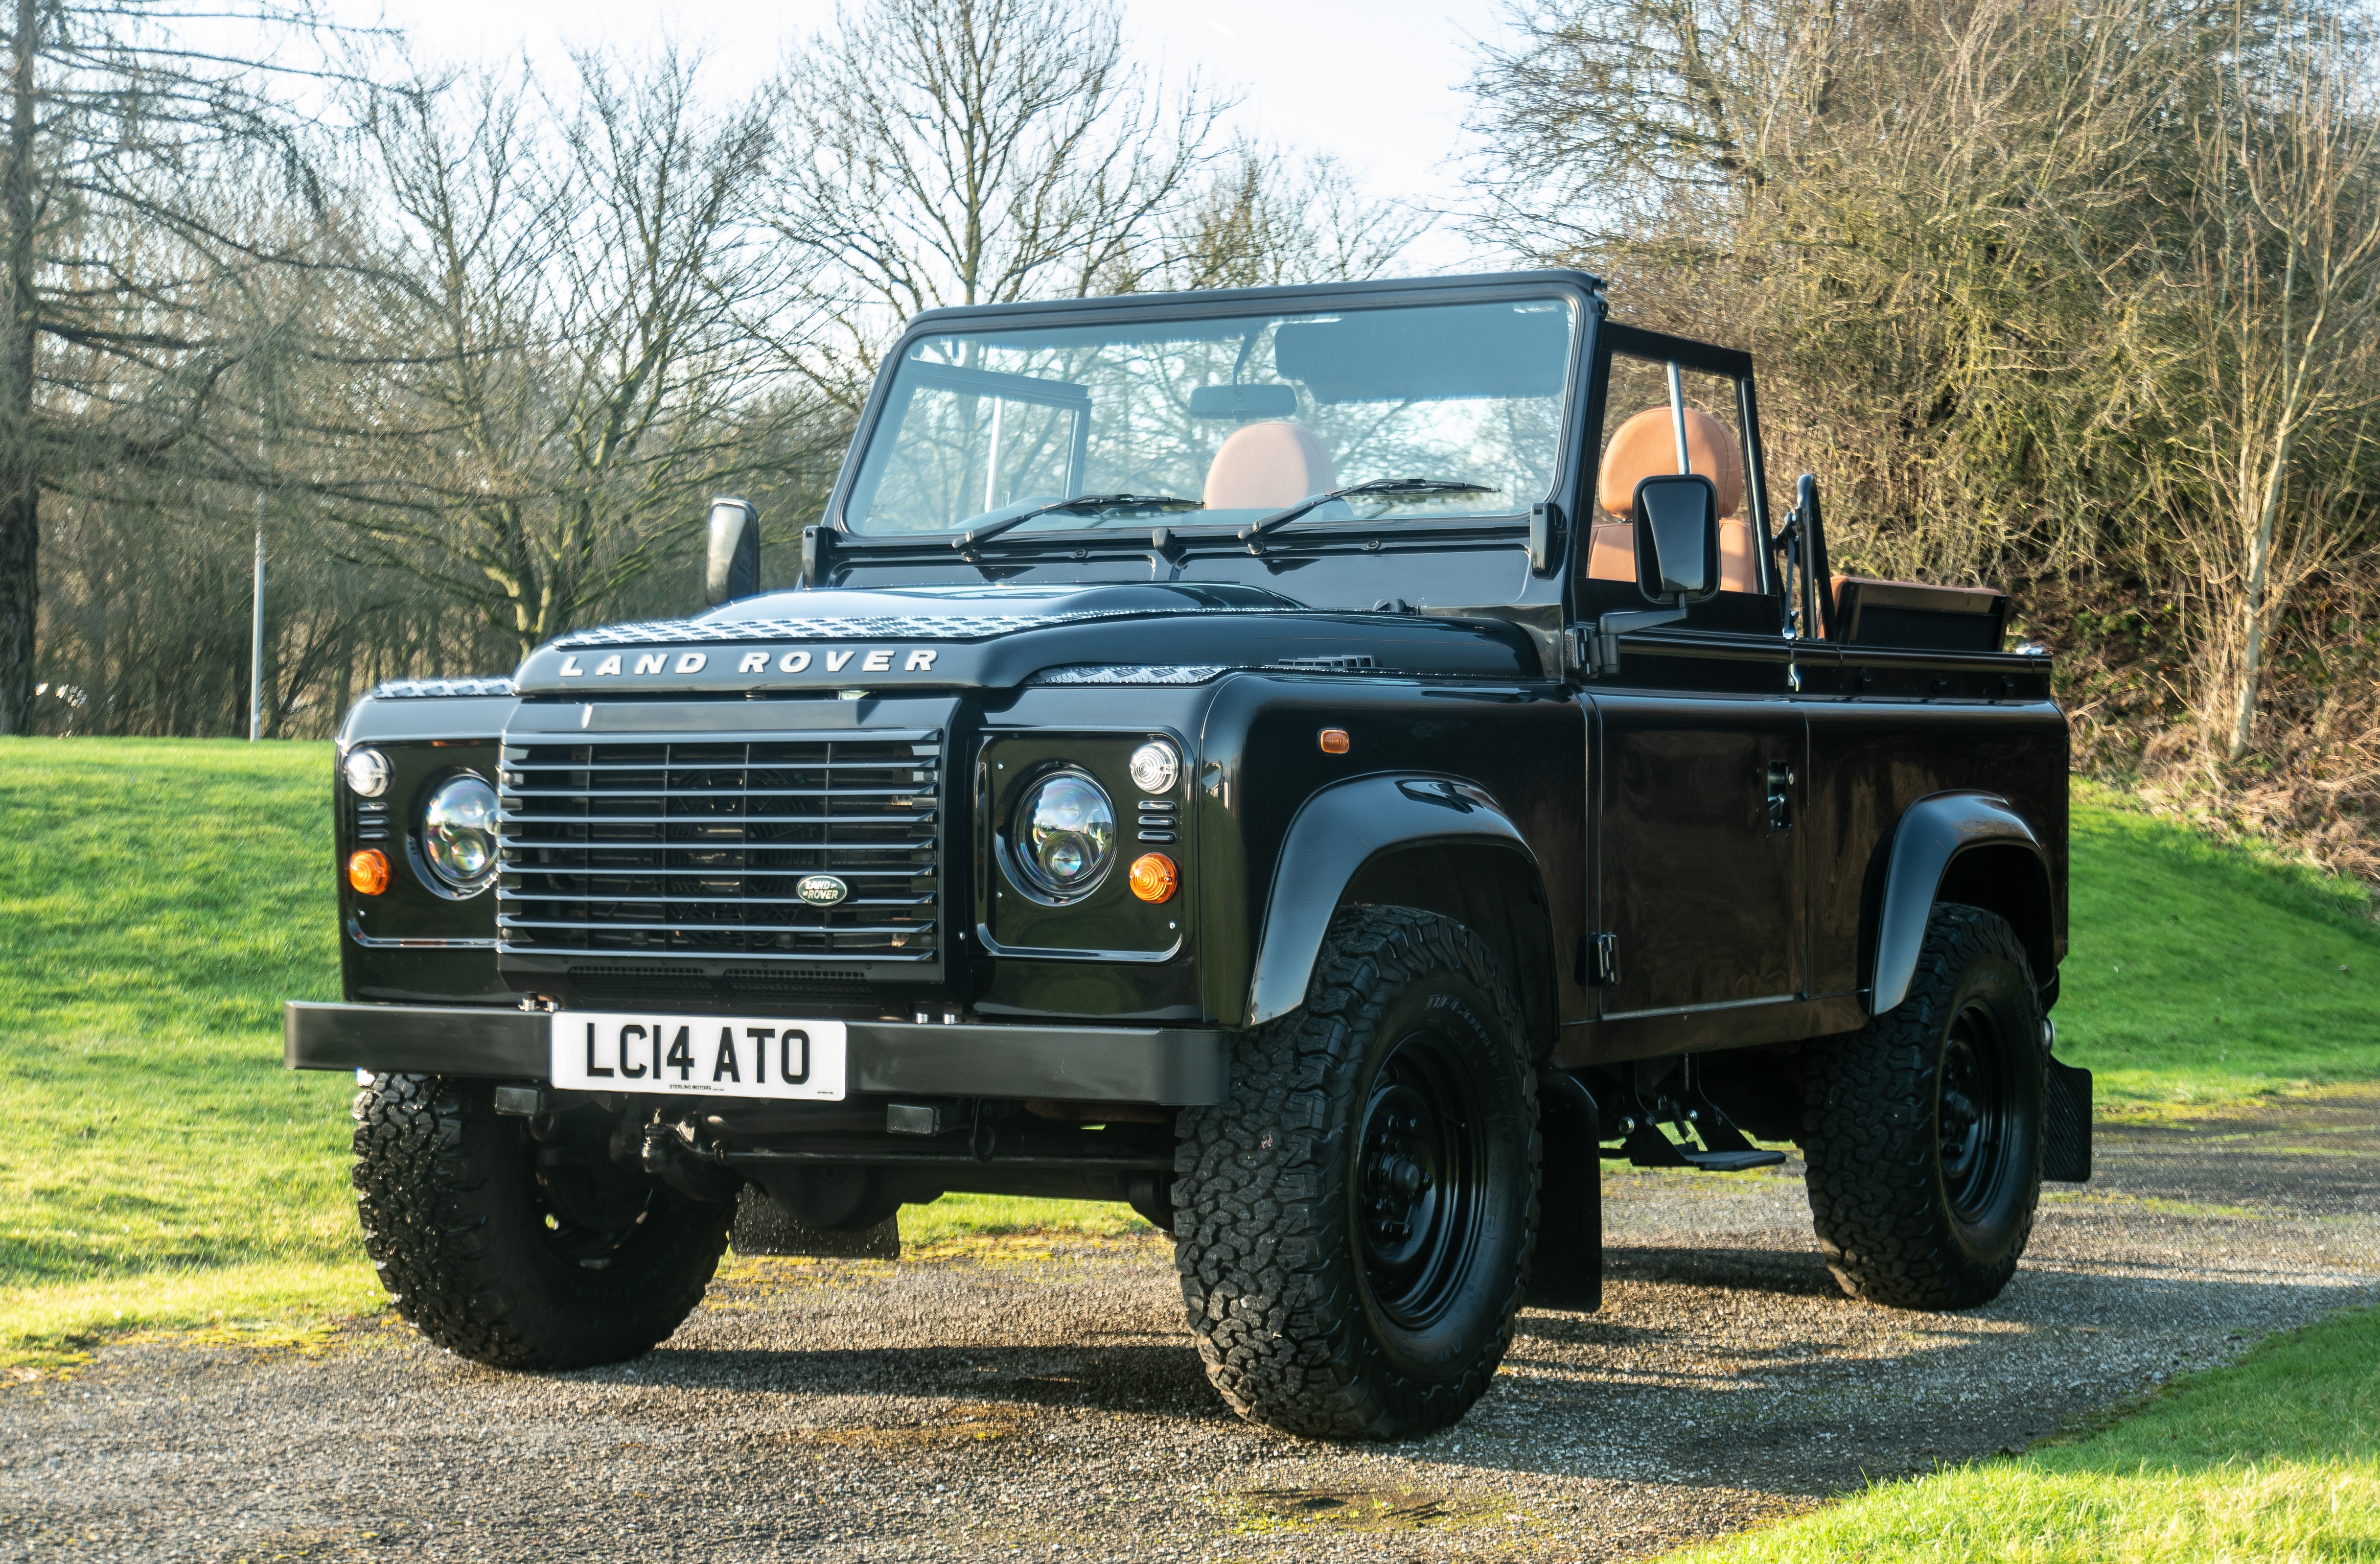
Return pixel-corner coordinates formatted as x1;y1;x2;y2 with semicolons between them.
1188;383;1298;420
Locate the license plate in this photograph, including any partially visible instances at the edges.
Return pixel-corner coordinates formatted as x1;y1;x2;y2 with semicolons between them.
550;1012;848;1101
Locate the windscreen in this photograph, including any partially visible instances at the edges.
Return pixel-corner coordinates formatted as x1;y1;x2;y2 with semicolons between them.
843;296;1579;537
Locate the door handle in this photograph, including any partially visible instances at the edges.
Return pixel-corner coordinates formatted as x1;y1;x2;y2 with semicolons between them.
1765;762;1795;832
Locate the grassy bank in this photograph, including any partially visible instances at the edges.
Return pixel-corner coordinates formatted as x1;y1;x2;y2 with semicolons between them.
2054;788;2380;1113
1671;1303;2380;1564
0;738;2371;1361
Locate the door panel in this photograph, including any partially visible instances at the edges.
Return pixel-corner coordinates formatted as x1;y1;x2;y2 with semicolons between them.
1592;692;1806;1016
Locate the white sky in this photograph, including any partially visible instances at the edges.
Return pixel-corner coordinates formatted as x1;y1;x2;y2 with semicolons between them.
325;0;1518;274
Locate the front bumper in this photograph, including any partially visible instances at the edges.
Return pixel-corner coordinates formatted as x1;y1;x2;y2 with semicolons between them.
282;1001;1231;1106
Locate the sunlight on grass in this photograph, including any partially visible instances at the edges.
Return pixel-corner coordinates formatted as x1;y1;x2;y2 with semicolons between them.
902;1192;1156;1243
0;1261;387;1370
2057;789;2379;1111
1666;1306;2380;1564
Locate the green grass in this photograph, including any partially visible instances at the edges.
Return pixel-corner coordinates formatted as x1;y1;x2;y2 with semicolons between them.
0;739;362;1361
0;739;1152;1362
0;741;2370;1365
1668;1303;2380;1564
2054;787;2380;1111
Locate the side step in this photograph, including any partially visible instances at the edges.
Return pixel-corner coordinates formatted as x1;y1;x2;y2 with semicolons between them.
1601;1068;1786;1173
1619;1120;1786;1172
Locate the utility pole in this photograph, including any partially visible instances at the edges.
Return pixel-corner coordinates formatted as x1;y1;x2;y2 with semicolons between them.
249;400;264;741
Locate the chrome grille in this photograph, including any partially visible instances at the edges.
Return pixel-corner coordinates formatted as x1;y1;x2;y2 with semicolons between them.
495;729;941;962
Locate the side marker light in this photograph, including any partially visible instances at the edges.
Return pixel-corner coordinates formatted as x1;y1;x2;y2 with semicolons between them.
1129;852;1178;903
348;848;391;896
1318;728;1351;754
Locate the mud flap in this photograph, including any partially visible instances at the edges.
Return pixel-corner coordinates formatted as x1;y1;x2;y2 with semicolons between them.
2043;1055;2093;1183
1527;1070;1603;1311
730;1185;901;1260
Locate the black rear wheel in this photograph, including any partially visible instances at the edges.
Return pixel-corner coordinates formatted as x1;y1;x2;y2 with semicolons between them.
1801;902;2045;1309
1173;906;1539;1439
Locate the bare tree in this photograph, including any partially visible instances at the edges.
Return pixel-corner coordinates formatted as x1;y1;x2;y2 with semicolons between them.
2144;13;2380;760
0;0;346;733
309;51;837;656
1464;0;2367;628
1156;143;1429;292
772;0;1227;393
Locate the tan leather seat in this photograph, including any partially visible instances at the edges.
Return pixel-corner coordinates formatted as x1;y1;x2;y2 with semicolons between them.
1203;421;1336;510
1588;406;1759;593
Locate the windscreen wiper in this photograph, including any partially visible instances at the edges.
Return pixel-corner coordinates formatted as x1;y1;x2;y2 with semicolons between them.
955;494;1204;562
1239;478;1500;555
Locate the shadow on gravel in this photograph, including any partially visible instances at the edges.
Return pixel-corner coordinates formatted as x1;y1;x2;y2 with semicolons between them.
1598;1243;1842;1296
2097;1098;2380;1219
598;1339;1236;1421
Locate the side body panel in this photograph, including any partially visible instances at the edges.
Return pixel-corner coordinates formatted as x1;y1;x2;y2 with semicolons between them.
1798;670;2069;1008
1197;673;1589;1041
1554;641;2064;1069
1590;689;1806;1014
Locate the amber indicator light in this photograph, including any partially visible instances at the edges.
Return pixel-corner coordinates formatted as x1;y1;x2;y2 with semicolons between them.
1318;727;1351;754
348;848;391;896
1128;852;1178;904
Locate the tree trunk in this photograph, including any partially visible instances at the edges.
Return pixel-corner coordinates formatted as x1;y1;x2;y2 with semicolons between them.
2228;242;2303;766
2227;480;2280;762
0;0;37;734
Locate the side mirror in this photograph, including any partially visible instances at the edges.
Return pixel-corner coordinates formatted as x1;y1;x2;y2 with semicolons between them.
1631;473;1719;603
705;496;759;606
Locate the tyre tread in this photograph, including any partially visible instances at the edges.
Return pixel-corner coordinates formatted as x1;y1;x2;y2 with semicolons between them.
1172;906;1538;1439
351;1074;728;1370
1800;902;2043;1309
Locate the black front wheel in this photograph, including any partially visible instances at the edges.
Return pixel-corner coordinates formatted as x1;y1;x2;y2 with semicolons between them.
352;1075;733;1369
1172;907;1539;1439
1800;902;2046;1309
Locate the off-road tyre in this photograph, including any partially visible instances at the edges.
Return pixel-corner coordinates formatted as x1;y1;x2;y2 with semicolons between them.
1173;906;1539;1439
1801;902;2045;1309
352;1074;733;1369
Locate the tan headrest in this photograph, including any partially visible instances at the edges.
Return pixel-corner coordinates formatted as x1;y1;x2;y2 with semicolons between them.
1203;421;1336;510
1596;406;1745;519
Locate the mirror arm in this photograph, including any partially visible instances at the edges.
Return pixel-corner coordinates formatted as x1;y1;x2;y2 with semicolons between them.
1573;599;1687;678
800;523;836;589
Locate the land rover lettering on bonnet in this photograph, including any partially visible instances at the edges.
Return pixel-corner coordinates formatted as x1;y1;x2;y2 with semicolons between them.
286;270;2081;1443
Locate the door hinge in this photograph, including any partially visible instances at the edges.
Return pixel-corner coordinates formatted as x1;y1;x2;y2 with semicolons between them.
1580;932;1620;987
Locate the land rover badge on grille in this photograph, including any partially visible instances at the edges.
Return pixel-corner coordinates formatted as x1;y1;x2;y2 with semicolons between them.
796;874;849;906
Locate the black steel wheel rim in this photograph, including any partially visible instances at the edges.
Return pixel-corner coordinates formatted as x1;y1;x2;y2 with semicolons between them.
1356;1027;1491;1330
526;1137;657;1269
1937;998;2014;1223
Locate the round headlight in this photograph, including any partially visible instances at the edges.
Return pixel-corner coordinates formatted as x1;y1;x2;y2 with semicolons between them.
421;774;500;895
1128;740;1180;796
1014;770;1116;898
343;747;390;799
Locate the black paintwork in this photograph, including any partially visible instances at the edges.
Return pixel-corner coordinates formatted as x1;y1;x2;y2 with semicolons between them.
315;270;2068;1132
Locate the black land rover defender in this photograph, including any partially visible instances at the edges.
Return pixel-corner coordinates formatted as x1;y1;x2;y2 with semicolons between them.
288;270;2088;1441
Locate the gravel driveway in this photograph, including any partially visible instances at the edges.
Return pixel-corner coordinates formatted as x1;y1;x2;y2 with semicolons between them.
5;1094;2375;1563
